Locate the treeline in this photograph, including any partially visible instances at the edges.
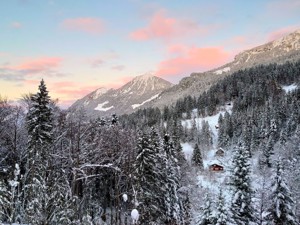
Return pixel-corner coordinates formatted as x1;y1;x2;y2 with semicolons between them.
0;81;191;224
0;60;300;224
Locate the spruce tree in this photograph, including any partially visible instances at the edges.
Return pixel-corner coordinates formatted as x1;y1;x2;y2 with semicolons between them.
24;79;53;224
133;130;165;224
182;194;192;225
265;160;298;225
262;136;274;168
198;194;215;225
163;133;181;224
192;143;204;169
215;189;227;225
230;143;254;225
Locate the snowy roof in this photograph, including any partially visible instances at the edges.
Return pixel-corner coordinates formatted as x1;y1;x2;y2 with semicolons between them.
207;159;223;166
216;148;225;152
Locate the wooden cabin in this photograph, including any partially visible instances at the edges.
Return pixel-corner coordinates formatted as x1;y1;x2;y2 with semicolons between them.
215;148;225;157
209;164;224;172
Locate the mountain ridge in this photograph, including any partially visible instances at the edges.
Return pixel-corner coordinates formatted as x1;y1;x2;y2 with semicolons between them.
69;74;173;117
147;29;300;109
69;29;300;117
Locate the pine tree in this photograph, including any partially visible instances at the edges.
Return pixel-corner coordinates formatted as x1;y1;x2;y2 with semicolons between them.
215;189;227;225
133;130;165;224
198;194;215;225
24;79;54;224
190;117;198;142
192;143;204;169
265;160;299;225
230;143;254;225
182;194;192;225
262;135;274;168
163;133;181;224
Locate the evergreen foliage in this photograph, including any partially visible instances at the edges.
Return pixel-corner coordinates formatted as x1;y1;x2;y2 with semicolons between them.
265;160;299;225
215;189;228;225
230;143;254;225
133;129;166;224
191;143;204;169
197;194;215;225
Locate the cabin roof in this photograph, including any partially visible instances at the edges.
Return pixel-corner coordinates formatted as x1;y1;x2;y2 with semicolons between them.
208;159;223;167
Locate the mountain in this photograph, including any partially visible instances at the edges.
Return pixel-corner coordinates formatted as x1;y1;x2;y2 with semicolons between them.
69;74;173;117
147;29;300;109
70;29;300;117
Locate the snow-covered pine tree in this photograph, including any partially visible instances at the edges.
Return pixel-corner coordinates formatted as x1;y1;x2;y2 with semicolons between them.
133;129;165;224
199;120;212;151
182;194;192;225
265;160;299;225
162;133;182;224
189;117;198;142
230;142;254;225
218;114;230;149
191;143;204;170
197;193;215;225
215;189;227;225
0;178;10;223
262;135;274;168
24;79;54;224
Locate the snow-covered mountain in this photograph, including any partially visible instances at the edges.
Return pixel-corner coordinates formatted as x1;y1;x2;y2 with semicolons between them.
69;74;173;117
147;29;300;109
70;29;300;117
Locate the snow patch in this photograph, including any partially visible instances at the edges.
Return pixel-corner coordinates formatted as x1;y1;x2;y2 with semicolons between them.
94;101;114;111
131;94;159;109
181;142;194;162
131;209;139;224
214;67;230;75
122;193;128;202
282;84;298;93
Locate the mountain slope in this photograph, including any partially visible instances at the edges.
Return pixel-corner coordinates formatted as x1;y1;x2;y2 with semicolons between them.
69;74;173;117
147;29;300;109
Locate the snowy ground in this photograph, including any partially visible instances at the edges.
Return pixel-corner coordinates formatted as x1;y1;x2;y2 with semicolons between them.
180;103;234;207
282;83;298;93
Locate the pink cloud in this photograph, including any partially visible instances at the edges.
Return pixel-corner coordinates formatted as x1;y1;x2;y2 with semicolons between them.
157;46;232;77
91;59;105;68
8;57;62;73
61;17;104;34
267;26;300;42
111;65;125;71
130;10;207;41
11;22;22;29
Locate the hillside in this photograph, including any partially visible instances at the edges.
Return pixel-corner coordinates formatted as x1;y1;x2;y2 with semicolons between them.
147;29;300;109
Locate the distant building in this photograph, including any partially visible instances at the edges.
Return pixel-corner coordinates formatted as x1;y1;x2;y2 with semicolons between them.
215;148;225;157
208;159;224;172
209;163;224;171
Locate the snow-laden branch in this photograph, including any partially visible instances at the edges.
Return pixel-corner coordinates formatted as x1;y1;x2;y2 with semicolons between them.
78;163;120;171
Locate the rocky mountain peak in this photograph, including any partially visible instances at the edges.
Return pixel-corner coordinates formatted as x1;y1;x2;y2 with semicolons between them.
119;74;173;96
69;73;173;117
90;87;110;99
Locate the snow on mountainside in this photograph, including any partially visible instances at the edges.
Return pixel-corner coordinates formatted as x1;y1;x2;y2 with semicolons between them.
69;29;300;118
69;74;173;118
148;29;300;110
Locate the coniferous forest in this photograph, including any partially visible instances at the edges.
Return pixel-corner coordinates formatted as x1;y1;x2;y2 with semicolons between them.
1;61;300;224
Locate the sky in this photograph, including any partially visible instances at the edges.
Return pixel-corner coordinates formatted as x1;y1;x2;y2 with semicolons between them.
0;0;300;108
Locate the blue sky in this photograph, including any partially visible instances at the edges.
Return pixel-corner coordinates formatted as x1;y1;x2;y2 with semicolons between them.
0;0;300;107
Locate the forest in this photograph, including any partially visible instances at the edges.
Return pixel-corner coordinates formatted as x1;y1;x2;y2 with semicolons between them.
0;60;300;224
